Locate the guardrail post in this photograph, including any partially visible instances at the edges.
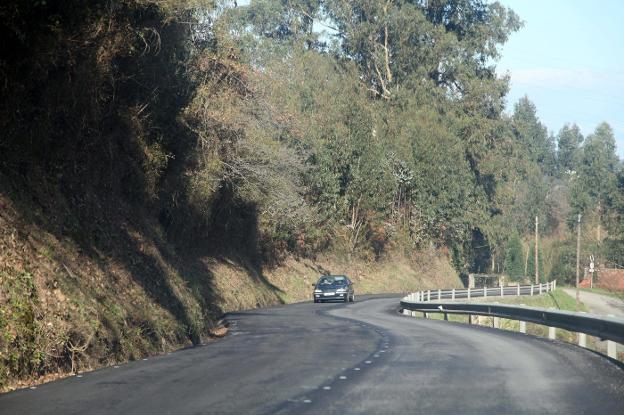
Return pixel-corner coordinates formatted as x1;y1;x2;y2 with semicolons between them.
427;291;431;302
452;288;456;300
548;327;556;340
438;289;441;300
444;313;448;321
467;288;471;299
468;314;472;324
501;285;504;297
493;317;500;329
412;311;417;317
539;284;542;295
578;333;587;348
484;287;487;298
530;285;534;296
403;309;410;315
607;341;617;359
517;284;520;296
423;312;429;319
519;321;526;334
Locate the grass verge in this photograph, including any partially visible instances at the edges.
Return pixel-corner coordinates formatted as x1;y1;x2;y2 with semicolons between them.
415;289;622;357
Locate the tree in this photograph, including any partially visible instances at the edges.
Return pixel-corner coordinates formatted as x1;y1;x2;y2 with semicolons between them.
511;96;556;175
569;122;619;227
557;123;583;175
504;231;525;281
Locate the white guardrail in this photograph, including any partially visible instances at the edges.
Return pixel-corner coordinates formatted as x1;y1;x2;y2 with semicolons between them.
400;280;624;361
403;280;557;302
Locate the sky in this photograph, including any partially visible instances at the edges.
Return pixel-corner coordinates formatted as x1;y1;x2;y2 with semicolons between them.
496;0;624;158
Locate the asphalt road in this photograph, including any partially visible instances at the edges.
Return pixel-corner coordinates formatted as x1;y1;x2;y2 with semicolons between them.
562;287;624;354
562;288;624;318
2;295;623;415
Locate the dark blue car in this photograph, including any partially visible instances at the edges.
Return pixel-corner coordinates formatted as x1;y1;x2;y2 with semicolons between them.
313;275;355;303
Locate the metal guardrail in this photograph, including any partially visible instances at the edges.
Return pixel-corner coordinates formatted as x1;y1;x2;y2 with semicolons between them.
403;281;556;302
400;281;624;360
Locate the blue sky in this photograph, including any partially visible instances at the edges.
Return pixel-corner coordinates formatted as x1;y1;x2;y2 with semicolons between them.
496;0;624;158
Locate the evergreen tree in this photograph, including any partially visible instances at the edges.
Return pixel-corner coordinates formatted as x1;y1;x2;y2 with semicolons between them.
504;232;525;281
511;96;556;175
569;122;619;224
557;123;583;175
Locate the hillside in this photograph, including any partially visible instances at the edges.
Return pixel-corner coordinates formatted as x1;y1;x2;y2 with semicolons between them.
0;189;460;391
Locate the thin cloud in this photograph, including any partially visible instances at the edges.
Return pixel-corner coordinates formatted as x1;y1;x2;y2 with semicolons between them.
508;67;619;88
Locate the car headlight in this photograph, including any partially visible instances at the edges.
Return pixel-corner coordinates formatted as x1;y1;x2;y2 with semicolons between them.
336;288;346;293
314;289;322;293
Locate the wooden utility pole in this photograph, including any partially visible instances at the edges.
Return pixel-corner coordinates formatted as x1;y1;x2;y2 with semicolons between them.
576;214;582;309
535;216;539;284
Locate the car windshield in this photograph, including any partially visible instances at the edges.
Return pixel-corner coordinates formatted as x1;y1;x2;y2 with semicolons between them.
318;276;346;285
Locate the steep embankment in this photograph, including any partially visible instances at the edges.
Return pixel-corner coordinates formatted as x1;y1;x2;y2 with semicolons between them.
0;0;466;392
0;191;460;391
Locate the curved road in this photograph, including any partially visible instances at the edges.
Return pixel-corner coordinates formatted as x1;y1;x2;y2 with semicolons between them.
1;296;623;414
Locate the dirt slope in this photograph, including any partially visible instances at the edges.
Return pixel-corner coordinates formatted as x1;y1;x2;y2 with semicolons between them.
0;192;460;391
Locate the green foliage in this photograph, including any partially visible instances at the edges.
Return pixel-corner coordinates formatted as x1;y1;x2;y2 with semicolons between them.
511;96;556;175
504;232;525;281
0;0;619;277
557;123;584;175
526;241;545;283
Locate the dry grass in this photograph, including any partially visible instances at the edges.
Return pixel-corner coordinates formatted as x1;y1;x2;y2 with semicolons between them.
1;189;462;392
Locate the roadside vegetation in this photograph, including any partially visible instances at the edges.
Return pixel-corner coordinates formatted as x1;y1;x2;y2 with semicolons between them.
1;0;623;390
